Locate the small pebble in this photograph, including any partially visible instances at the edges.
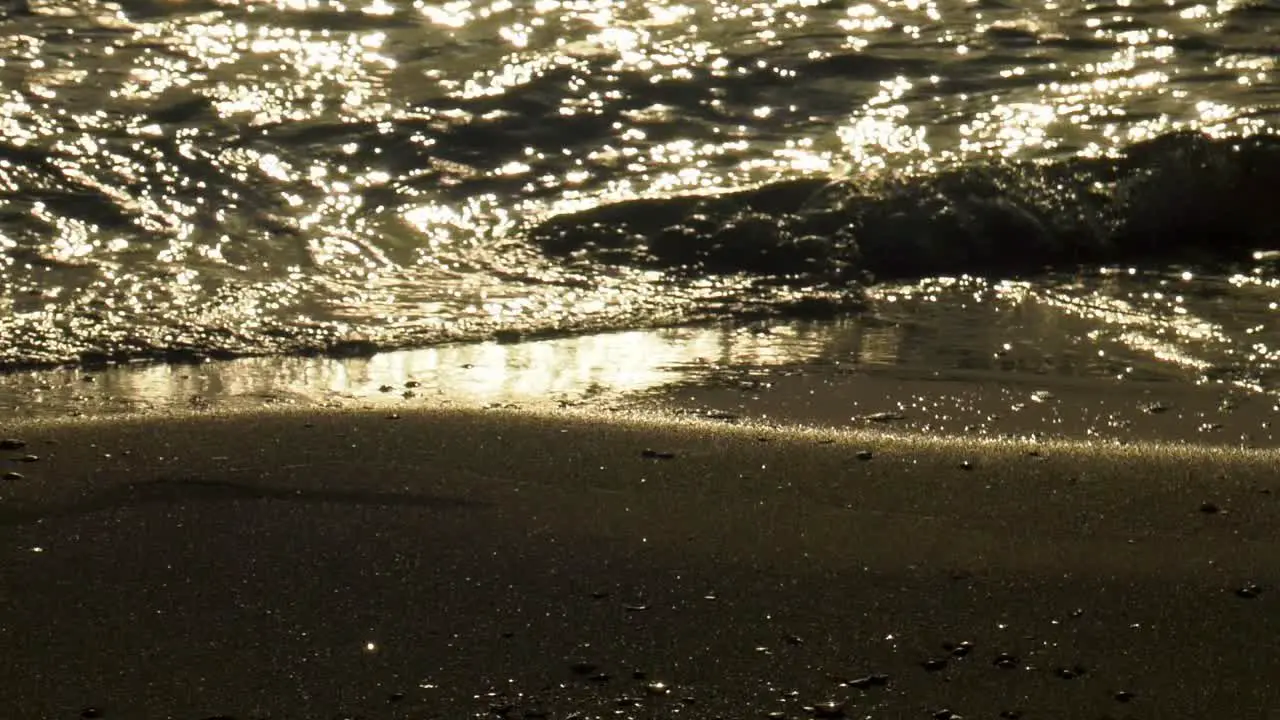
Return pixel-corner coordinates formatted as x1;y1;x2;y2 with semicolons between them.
0;439;25;450
1236;584;1263;599
1114;690;1135;703
640;449;675;459
958;460;974;471
855;450;874;461
1055;665;1087;679
644;681;669;696
16;454;38;463
80;709;104;719
1199;502;1220;514
3;471;22;481
812;701;845;718
993;653;1020;669
922;658;947;672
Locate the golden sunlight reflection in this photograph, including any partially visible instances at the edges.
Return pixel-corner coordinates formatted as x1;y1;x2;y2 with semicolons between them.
1;325;844;416
6;267;1278;420
2;0;1279;377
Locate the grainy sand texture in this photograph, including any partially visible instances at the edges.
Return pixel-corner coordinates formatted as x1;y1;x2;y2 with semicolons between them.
2;406;1279;719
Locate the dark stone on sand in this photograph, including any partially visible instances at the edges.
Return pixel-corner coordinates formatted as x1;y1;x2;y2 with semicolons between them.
16;454;38;462
378;384;394;392
855;450;874;461
3;471;22;481
993;653;1020;669
641;449;676;459
388;692;406;702
0;439;25;450
590;673;612;682
922;658;948;671
848;672;889;689
1114;690;1136;702
784;633;804;645
766;712;786;720
80;709;104;719
934;710;962;720
1199;502;1220;514
1235;584;1263;599
569;661;598;675
405;380;421;388
624;603;649;611
958;460;974;471
949;640;974;657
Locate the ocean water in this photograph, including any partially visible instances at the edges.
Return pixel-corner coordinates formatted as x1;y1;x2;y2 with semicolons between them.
2;0;1279;390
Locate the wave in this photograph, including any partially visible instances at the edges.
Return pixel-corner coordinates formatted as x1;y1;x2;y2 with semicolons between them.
528;131;1280;283
3;130;1278;369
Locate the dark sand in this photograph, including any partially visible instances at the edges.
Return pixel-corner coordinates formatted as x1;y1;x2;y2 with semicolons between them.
2;407;1280;719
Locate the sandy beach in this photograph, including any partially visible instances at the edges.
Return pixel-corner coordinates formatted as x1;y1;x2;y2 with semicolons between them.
3;402;1279;719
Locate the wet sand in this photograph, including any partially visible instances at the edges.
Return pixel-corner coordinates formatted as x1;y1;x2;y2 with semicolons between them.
2;406;1279;719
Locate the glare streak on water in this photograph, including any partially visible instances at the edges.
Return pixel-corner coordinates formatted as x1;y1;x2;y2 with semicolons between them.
0;0;1278;392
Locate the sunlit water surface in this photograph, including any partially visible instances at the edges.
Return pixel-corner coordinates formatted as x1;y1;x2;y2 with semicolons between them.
1;0;1279;399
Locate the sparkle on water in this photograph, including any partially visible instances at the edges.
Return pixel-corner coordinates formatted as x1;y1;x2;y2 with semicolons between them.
0;0;1278;378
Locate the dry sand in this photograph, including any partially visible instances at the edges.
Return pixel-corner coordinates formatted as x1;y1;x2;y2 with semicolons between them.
2;406;1279;719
